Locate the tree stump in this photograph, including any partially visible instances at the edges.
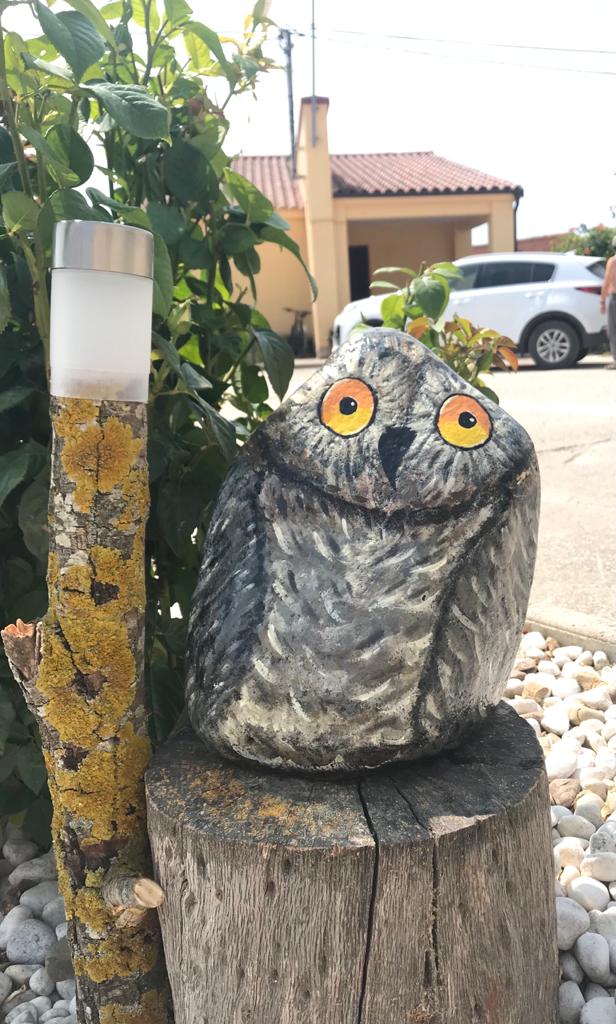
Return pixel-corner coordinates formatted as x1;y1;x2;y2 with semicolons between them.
145;702;558;1024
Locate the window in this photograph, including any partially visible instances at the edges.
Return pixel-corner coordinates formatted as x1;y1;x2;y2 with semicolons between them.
531;262;555;282
450;264;481;291
588;260;606;279
478;262;536;288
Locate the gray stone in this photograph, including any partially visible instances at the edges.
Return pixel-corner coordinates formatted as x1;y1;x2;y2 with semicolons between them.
30;995;52;1014
41;897;65;929
7;919;57;964
558;980;585;1024
45;938;74;982
0;971;13;1003
557;897;591;950
559;815;597;841
8;851;57;889
3;993;39;1021
20;882;60;915
575;932;611;983
186;331;540;772
55;922;67;940
40;1010;70;1022
2;839;39;868
29;966;55;997
560;950;585;983
55;979;75;1002
4;964;39;985
0;906;33;949
590;909;616;942
581;999;616;1023
5;1009;37;1024
585;983;611;999
583;854;616;883
591;829;616;856
569;877;610;912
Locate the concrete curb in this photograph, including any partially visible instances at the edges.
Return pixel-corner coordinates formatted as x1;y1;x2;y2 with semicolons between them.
525;603;616;661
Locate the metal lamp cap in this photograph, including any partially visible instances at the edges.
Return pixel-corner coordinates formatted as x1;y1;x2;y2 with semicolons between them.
52;220;154;279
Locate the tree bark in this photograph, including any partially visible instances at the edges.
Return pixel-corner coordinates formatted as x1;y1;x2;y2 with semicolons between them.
2;397;172;1024
146;703;558;1024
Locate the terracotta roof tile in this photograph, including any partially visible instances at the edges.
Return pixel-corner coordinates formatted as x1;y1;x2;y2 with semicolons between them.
230;152;520;211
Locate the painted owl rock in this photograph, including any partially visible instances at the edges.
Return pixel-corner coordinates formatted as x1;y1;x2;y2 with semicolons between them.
186;329;540;774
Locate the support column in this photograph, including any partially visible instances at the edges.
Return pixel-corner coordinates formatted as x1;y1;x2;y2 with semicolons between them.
488;198;515;252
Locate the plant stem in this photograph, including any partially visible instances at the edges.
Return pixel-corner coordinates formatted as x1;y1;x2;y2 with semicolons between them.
0;16;33;197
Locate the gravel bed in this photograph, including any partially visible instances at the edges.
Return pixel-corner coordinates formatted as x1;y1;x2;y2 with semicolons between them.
507;631;616;1024
0;827;75;1024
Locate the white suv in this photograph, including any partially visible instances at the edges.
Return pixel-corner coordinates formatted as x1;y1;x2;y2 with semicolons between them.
332;252;607;369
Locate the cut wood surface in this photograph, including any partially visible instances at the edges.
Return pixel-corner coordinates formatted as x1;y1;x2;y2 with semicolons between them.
146;702;558;1024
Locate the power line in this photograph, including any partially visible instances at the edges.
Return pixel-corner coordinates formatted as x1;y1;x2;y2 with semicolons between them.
322;26;616;58
305;30;616;77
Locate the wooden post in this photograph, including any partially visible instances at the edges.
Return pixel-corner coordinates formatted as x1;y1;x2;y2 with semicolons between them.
146;702;558;1024
2;397;172;1024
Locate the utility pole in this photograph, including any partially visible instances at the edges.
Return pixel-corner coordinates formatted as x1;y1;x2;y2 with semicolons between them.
311;0;316;146
279;28;296;176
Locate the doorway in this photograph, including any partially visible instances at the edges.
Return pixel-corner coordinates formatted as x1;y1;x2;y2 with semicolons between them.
349;245;370;301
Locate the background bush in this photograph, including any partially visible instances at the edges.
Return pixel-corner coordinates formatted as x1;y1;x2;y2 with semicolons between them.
0;0;315;842
551;223;616;259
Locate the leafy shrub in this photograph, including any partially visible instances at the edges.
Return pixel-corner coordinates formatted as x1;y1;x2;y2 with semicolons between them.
370;263;518;403
551;224;615;259
0;0;315;837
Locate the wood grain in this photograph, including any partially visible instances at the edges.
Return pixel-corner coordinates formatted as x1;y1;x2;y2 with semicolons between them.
146;703;558;1024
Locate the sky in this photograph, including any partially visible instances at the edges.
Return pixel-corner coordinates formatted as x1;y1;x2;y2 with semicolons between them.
217;0;616;240
5;0;616;240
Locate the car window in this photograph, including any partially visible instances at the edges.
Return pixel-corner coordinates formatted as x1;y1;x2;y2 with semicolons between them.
477;262;536;288
531;262;555;282
588;260;606;279
450;264;481;290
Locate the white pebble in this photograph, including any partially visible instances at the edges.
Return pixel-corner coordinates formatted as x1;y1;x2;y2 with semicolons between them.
560;950;585;983
594;652;610;671
559;980;585;1023
569;876;610;911
0;906;33;949
553;677;582;699
590;909;616;941
557;897;591;950
29;966;55;997
580;998;616;1023
576;795;606;830
559;815;597;841
562;865;582;887
583;854;616;883
556;646;585;660
2;838;39;867
539;659;560;676
543;704;570;736
547;746;579;780
522;630;547;650
585;982;611;999
591;830;616;855
575;932;611;983
0;972;12;1003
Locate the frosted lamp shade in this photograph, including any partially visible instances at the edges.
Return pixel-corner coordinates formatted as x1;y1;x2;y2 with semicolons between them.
50;268;153;402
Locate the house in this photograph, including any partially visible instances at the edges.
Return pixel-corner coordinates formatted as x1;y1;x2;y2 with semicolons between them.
232;97;523;356
473;232;566;255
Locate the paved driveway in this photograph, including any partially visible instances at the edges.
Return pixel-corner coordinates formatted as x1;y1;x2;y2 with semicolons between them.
284;353;616;643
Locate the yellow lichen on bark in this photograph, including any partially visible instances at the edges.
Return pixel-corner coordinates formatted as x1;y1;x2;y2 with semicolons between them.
99;991;168;1024
54;402;144;513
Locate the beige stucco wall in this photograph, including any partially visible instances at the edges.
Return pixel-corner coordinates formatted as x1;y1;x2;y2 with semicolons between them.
346;219;457;279
235;213;313;340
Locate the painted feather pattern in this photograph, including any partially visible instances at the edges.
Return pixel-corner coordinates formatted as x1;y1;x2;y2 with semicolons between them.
186;329;540;773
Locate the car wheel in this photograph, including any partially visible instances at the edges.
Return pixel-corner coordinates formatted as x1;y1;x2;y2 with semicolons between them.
575;346;588;363
528;319;580;369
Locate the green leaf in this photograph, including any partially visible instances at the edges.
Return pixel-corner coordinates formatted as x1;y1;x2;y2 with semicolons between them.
147;202;185;246
223;168;273;223
22;793;52;848
188;392;236;460
183;21;232;72
18;476;50;564
2;192;40;233
100;0;123;15
34;3;106;81
240;363;268;404
380;292;406;326
16;746;47;794
0;266;10;331
258;225;317;300
374;265;416;277
45;125;94;187
164;0;192;23
414;275;449;320
254;328;294;400
164;141;218;205
477;383;500;405
153;234;173;317
0;450;30;507
220;224;258;255
132;0;160;32
429;261;461;279
87;83;170;140
0;386;34;414
63;0;117;47
0;162;19;192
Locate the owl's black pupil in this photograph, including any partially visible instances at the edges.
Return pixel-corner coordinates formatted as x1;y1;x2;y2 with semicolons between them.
458;411;477;429
339;396;358;415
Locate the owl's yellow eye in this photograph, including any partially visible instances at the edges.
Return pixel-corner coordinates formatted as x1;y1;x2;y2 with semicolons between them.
437;394;492;449
319;378;376;437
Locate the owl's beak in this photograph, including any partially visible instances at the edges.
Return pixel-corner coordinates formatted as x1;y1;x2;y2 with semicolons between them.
378;426;416;489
